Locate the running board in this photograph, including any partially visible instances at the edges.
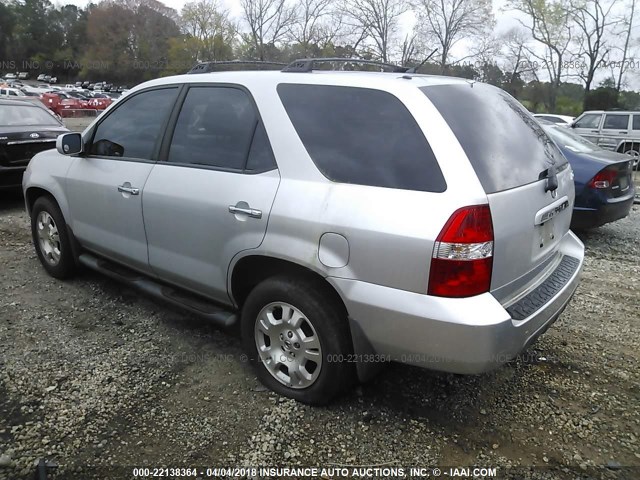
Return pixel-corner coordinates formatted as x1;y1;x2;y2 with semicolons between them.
78;253;237;328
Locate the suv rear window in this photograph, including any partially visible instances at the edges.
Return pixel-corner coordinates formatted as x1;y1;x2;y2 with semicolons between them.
277;84;446;192
421;84;567;193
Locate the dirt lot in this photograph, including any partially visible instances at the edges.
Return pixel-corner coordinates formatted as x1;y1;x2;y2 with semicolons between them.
0;189;638;480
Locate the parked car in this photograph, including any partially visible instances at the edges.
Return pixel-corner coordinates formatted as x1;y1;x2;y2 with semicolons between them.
41;92;90;115
3;73;17;80
86;93;112;110
0;87;28;98
571;110;640;159
540;120;635;228
37;73;47;81
0;99;68;189
533;113;575;125
50;77;58;84
20;90;42;97
23;63;584;404
18;72;29;80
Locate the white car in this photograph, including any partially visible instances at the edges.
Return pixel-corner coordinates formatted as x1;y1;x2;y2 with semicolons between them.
0;87;27;97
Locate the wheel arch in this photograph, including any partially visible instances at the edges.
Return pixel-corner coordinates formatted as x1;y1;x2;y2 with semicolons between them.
26;186;81;264
25;186;59;216
230;254;347;315
616;141;640;154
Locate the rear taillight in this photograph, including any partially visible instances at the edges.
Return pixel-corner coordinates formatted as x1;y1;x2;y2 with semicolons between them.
428;205;494;298
588;168;617;189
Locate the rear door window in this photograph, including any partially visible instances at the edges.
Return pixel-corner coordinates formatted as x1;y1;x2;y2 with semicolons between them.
633;115;640;130
603;114;630;130
421;84;566;194
167;86;276;172
277;84;446;192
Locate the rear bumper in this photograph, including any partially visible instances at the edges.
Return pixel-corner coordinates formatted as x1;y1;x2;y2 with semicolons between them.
572;192;634;229
0;165;27;189
330;231;584;375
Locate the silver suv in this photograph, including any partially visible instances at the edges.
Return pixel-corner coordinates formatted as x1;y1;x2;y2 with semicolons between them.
572;110;640;158
23;60;584;404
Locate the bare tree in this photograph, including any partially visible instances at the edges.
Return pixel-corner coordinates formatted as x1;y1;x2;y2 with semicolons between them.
507;0;574;111
288;0;342;55
341;0;408;62
181;0;236;61
614;0;636;91
569;0;615;107
400;31;418;65
240;0;297;60
500;28;539;85
415;0;494;73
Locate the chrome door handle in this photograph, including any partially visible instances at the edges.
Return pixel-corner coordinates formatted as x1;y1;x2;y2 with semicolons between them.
228;205;262;219
118;185;140;195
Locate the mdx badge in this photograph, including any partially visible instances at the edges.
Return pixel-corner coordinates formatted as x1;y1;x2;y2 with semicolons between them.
535;196;570;225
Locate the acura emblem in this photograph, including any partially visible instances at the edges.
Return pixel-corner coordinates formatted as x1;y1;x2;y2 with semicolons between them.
30;133;40;138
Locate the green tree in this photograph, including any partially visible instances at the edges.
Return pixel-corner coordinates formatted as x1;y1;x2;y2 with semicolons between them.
0;2;16;62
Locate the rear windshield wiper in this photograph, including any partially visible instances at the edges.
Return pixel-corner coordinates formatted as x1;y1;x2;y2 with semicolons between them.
539;165;558;192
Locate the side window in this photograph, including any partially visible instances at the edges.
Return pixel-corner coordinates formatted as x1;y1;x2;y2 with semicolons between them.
168;86;260;170
90;87;178;160
277;84;446;192
633;115;640;130
574;114;602;129
603;114;630;130
246;121;276;172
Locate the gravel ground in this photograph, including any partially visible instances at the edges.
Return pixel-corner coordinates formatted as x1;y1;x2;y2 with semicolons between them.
0;189;638;480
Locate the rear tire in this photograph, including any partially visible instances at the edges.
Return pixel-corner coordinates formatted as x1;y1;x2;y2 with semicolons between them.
31;196;77;279
241;275;355;405
622;145;639;167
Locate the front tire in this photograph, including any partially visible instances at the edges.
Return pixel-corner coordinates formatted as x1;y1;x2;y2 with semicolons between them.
241;275;355;405
31;196;77;279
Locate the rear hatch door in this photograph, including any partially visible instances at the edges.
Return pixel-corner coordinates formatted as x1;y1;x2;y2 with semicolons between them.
422;84;574;302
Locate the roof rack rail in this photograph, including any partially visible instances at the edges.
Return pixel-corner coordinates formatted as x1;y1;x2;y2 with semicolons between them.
282;58;409;73
187;60;287;74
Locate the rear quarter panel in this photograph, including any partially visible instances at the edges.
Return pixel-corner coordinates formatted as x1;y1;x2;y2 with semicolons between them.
237;79;488;294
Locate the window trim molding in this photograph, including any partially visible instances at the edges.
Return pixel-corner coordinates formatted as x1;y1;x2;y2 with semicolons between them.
84;84;183;163
158;82;278;175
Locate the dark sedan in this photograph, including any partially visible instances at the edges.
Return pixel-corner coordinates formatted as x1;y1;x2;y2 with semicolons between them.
540;121;635;229
0;99;69;189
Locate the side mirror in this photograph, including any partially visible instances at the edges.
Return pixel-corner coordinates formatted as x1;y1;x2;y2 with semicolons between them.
56;132;83;155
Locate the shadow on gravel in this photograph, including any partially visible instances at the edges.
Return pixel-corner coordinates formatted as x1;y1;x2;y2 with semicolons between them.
0;189;24;212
